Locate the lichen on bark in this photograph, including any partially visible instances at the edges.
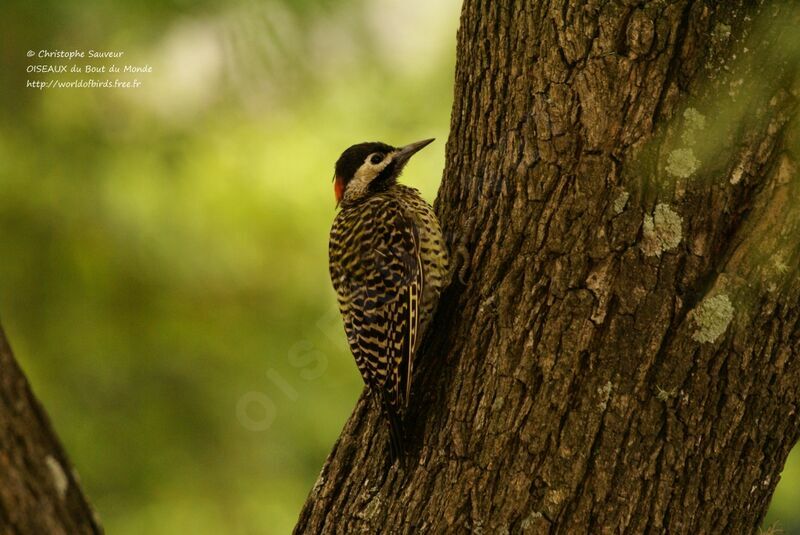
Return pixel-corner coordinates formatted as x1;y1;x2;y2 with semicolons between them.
690;294;735;344
641;203;683;256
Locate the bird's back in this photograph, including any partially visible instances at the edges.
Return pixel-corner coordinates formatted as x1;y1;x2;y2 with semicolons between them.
329;185;448;372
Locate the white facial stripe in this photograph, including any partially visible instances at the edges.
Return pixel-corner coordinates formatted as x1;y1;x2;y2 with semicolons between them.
343;150;399;202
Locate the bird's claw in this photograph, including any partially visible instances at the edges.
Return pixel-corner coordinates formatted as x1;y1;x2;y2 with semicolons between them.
449;242;470;286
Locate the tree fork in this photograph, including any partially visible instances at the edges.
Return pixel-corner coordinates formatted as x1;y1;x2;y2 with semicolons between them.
297;1;799;533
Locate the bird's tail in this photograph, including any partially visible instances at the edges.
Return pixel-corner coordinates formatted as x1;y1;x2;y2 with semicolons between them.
379;394;405;465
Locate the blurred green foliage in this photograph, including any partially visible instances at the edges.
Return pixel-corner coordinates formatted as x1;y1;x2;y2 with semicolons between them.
0;1;796;533
1;0;458;532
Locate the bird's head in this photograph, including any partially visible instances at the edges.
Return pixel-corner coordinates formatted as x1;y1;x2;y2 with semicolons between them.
333;138;434;207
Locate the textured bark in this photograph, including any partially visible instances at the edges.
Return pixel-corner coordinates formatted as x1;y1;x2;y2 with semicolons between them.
0;324;102;534
297;1;799;533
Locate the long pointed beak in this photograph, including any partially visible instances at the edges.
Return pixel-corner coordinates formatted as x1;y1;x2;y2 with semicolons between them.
394;138;435;167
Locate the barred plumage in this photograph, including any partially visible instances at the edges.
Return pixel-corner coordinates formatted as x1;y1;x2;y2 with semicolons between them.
329;140;449;462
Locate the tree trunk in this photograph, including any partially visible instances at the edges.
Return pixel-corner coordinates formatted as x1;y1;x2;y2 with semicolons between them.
296;1;799;533
0;324;103;534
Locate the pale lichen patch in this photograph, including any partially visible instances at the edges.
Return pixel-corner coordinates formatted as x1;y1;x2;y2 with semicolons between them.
772;254;790;274
546;488;567;506
520;511;544;532
767;282;778;293
613;190;630;214
712;23;732;43
730;163;746;184
728;78;745;99
691;294;734;344
597;381;614;410
641;203;683;256
681;107;707;145
665;107;706;177
359;494;382;520
656;385;677;401
492;395;505;411
45;455;69;500
666;148;699;178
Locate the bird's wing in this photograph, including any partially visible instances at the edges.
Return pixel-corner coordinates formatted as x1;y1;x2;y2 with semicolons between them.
330;200;422;414
365;204;422;413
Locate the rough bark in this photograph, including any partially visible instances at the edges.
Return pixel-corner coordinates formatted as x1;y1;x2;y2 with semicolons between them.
0;324;102;535
296;1;799;533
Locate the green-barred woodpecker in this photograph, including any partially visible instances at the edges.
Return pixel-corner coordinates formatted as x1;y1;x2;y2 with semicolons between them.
329;138;449;462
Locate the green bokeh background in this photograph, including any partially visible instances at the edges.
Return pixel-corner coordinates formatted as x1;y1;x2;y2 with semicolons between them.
0;1;796;533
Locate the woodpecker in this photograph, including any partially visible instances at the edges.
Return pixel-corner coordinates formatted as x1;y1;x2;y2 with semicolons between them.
329;138;449;462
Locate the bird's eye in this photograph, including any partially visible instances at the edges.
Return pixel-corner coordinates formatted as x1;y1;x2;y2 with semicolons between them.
370;153;384;165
